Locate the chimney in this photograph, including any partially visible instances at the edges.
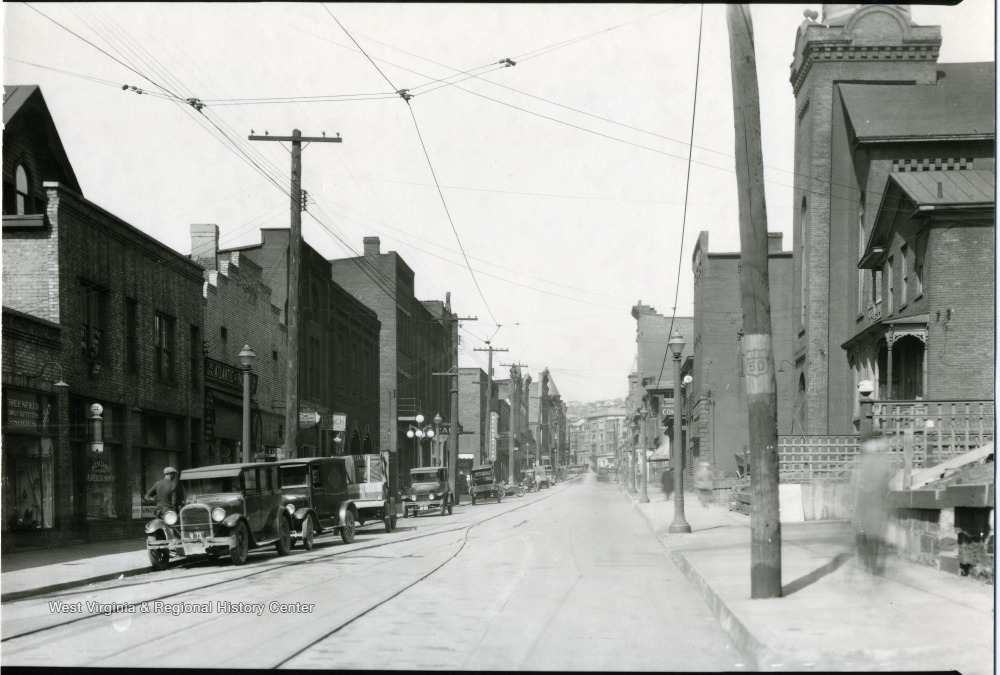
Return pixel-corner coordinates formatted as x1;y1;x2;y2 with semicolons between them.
363;236;380;257
767;232;784;253
190;224;219;270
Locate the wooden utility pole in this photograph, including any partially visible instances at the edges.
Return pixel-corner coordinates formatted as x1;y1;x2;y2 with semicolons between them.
433;309;476;500
249;129;341;459
474;342;508;465
726;4;782;599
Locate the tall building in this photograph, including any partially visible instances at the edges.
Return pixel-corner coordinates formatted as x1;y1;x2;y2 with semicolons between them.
3;86;204;545
330;237;456;495
689;231;795;475
239;229;381;458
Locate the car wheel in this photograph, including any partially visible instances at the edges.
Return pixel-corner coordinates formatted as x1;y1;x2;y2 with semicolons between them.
403;505;409;519
390;510;397;530
497;489;503;504
302;515;316;551
230;521;250;566
275;515;292;556
439;499;447;517
147;533;170;571
341;511;356;545
517;486;525;497
384;504;392;533
448;496;453;515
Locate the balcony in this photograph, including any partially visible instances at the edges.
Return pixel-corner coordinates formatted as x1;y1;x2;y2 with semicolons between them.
872;399;994;469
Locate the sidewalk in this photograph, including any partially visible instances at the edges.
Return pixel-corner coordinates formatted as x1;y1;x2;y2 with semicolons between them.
622;484;996;673
1;538;152;602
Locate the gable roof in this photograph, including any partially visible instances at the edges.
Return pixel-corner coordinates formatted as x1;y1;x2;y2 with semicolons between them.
891;169;995;208
840;63;995;142
3;85;82;194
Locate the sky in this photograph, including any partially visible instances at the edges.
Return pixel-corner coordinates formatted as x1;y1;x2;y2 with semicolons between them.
3;2;996;403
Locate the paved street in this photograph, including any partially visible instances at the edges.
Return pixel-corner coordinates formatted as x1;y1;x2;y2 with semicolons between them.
1;476;740;670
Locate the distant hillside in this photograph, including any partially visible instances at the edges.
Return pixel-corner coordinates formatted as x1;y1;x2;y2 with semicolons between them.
565;398;627;421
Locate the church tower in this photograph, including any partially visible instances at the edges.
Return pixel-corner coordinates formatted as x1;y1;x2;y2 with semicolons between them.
787;5;940;433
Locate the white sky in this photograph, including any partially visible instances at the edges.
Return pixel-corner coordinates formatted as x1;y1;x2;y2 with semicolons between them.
3;2;996;403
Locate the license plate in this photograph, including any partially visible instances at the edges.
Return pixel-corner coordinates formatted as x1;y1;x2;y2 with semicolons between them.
183;542;206;556
419;505;427;511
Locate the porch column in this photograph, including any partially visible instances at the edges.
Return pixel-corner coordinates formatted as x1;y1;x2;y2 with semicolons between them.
885;328;895;400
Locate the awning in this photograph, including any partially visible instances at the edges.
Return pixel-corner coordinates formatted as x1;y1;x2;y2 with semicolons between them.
649;439;671;461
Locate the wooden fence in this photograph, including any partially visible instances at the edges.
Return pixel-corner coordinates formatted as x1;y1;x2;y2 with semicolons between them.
778;436;859;483
872;399;994;468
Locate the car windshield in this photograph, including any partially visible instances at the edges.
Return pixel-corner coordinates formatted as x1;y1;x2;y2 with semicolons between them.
472;472;493;483
280;466;309;488
183;477;237;495
410;471;439;484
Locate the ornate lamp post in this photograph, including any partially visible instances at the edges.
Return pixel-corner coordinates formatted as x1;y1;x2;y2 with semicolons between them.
406;413;426;467
239;345;256;462
639;400;650;503
667;331;691;533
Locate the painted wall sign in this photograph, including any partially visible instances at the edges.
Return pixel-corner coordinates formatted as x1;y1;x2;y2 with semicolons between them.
204;357;258;394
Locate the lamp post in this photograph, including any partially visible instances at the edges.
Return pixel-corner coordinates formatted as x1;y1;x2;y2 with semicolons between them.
639;401;650;503
406;414;427;467
858;379;874;443
667;330;691;533
239;345;256;463
33;362;70;389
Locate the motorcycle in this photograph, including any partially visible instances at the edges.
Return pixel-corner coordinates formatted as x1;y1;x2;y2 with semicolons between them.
498;481;526;498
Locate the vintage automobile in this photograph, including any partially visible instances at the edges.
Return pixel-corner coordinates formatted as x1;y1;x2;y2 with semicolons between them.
145;462;293;570
469;465;502;505
401;466;452;517
346;453;397;532
277;457;359;548
520;468;540;492
543;465;557;485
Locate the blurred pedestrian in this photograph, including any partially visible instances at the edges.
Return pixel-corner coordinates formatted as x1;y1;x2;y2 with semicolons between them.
851;439;895;575
694;461;713;507
660;467;674;499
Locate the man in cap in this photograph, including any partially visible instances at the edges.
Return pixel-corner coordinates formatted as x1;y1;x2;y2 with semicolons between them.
144;467;184;517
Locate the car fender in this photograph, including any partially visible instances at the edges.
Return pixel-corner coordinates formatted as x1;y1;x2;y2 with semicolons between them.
221;513;245;531
293;507;314;525
338;500;358;526
144;519;177;538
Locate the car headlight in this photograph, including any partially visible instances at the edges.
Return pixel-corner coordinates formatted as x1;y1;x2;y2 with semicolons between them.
164;511;178;526
410;495;417;501
286;503;295;515
428;493;435;499
211;507;226;523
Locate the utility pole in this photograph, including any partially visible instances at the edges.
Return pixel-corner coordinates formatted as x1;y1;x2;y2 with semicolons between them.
726;4;782;599
474;342;508;465
536;369;549;470
249;129;341;459
433;308;476;501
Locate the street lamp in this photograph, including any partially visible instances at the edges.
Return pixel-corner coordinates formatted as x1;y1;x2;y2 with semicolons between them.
667;330;691;533
239;345;256;463
406;415;435;467
32;362;70;388
639;400;650;503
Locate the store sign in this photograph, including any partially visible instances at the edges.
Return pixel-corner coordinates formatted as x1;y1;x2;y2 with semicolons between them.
87;459;115;482
204;357;258;394
489;412;499;461
5;391;47;432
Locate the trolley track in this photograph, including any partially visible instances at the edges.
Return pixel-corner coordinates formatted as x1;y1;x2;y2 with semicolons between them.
1;483;571;645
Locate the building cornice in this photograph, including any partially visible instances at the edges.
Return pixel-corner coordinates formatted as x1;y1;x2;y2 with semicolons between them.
791;42;940;96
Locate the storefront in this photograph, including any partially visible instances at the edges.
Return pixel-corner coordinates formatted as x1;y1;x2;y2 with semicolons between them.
69;397;125;524
2;388;60;533
203;356;279;464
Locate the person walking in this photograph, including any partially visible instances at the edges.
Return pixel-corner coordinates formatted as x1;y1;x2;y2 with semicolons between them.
143;467;184;517
660;467;674;499
851;439;894;575
694;461;714;507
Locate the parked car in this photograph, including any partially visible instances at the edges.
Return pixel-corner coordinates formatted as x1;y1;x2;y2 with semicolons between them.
543;465;557;485
145;462;292;570
534;465;551;489
469;465;502;505
401;466;452;517
520;468;540;492
277;457;359;548
346;453;397;532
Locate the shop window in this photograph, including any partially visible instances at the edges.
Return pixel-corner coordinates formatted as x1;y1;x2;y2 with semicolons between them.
155;313;176;383
81;281;107;361
85;446;119;520
5;437;54;529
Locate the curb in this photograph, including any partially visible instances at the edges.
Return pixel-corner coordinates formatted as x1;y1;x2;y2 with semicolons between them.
621;489;766;671
1;566;152;603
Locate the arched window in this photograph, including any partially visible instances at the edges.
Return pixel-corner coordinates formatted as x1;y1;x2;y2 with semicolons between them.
15;164;33;215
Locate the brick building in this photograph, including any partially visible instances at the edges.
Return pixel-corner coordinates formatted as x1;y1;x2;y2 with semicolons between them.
788;4;995;433
239;229;381;459
628;305;693;466
329;237;455;495
457;367;489;467
524;370;568;469
3;86;204;545
494;366;531;482
190;224;288;465
688;231;796;475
